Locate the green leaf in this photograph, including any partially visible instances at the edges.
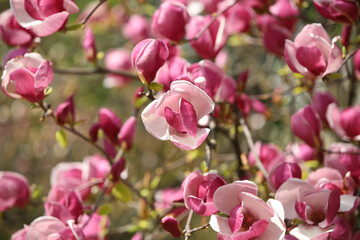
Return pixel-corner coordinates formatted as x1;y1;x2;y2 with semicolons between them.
148;82;163;91
31;184;42;200
200;160;208;173
323;73;342;82
65;23;83;31
44;87;53;96
150;175;161;189
112;183;132;202
135;96;148;109
55;129;67;148
98;203;113;215
305;160;319;169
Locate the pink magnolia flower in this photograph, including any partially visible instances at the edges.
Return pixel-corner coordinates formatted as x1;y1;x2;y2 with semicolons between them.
214;75;237;104
1;52;53;103
286;142;316;162
161;216;182;238
313;0;358;24
25;216;85;240
269;0;299;20
118;116;136;150
324;143;360;180
142;80;214;149
183;171;227;215
110;157;126;182
122;15;150;44
291;105;322;148
11;227;27;240
268;162;302;192
248;142;285;172
326;103;360;141
156;56;188;91
275;178;360;226
50;155;110;197
155;187;184;210
0;9;38;47
82;28;97;63
219;2;253;35
188;59;225;98
45;184;83;223
55;95;75;126
200;0;223;13
186;15;227;59
210;181;286;240
103;48;132;88
79;213;111;240
285;23;342;79
307;167;355;194
131;38;169;83
312;91;337;127
2;48;28;70
10;0;79;37
152;1;190;42
0;171;30;212
99;108;122;145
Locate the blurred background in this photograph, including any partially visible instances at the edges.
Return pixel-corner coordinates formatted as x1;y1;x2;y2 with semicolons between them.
0;0;358;239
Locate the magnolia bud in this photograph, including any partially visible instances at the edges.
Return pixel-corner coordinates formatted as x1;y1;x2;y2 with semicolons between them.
118;116;136;150
55;95;75;126
161;216;182;238
131;38;169;84
82;28;97;63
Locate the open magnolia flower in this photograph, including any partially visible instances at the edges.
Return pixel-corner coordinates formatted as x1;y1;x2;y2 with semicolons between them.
141;80;214;150
209;181;286;240
284;23;342;79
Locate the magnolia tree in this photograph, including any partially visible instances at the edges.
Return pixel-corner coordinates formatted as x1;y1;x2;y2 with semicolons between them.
1;0;360;239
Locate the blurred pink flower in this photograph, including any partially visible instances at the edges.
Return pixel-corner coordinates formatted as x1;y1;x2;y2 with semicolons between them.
312;91;337;127
55;95;75;126
118;116;136;150
82;28;97;63
156;56;188;91
248;142;285;172
0;171;30;212
268;162;302;191
122;15;150;44
103;49;132;88
142;80;214;150
313;0;358;24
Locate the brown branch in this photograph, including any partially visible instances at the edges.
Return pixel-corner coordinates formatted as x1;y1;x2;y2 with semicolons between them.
339;44;360;69
187;223;210;234
184;210;194;240
81;0;108;25
53;66;138;79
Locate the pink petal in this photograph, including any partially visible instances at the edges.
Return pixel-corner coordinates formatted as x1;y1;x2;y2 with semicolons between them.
63;0;79;13
30;11;69;37
326;103;347;139
209;215;232;234
141;100;170;140
10;68;37;102
213;180;258;215
229;203;244;234
232;219;269;240
284;40;309;76
34;60;53;91
295;46;326;76
294;23;331;47
170;127;209;150
165;107;185;133
322;39;342;76
295;200;306;221
339;194;360;212
26;216;66;239
10;0;42;28
38;0;64;17
0;26;32;46
188;196;218;215
275;179;314;219
180;98;198;137
319;190;340;228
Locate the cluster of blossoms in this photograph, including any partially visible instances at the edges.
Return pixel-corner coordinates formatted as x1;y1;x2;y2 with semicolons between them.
1;0;360;239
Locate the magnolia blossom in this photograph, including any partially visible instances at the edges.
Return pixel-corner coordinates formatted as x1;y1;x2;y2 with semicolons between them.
1;52;53;103
152;1;190;42
10;0;79;37
0;9;37;47
326;103;360;141
248;142;285;172
79;213;111;240
210;181;286;240
122;15;150;44
142;80;214;150
0;171;30;212
313;0;358;24
118;116;136;150
183;171;227;215
275;178;360;226
131;38;169;83
82;28;97;63
156;56;188;91
285;23;342;79
55;95;75;126
268;162;302;192
25;216;85;240
186;15;227;59
312;91;337;127
219;2;253;34
291;105;322;148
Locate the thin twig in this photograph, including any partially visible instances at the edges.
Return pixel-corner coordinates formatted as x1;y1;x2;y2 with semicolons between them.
187;223;210;234
239;118;268;178
184;210;194;240
122;178;155;210
187;0;240;41
82;0;108;25
339;44;360;69
53;66;138;79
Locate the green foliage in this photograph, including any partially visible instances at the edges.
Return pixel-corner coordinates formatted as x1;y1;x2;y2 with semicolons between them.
55;129;67;148
112;183;132;203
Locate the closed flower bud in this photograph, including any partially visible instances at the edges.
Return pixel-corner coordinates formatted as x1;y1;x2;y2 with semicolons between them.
111;157;126;182
118;116;136;150
55;95;75;126
99;108;122;145
313;0;358;24
131;38;169;84
268;162;302;191
89;122;100;142
152;1;190;42
161;216;182;238
291;105;322;148
82;28;97;63
311;91;337;127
